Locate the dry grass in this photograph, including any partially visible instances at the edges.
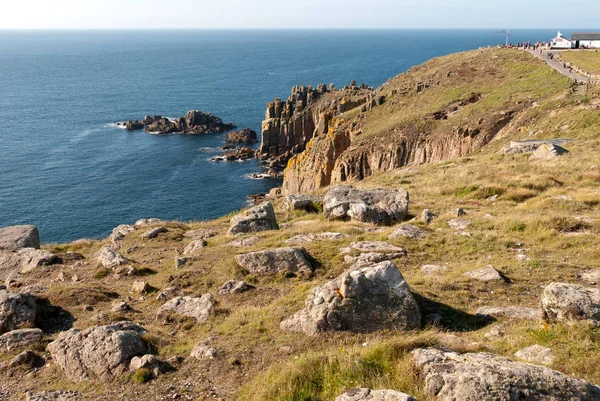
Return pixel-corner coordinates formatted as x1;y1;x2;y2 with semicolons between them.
561;50;600;75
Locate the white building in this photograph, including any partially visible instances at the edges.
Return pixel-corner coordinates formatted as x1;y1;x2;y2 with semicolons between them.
572;33;600;49
551;31;573;49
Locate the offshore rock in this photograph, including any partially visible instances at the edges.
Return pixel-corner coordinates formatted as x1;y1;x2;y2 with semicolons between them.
323;186;409;225
228;202;278;235
225;128;257;144
281;261;420;334
144;111;235;135
212;147;255;162
47;322;149;382
0;225;40;251
235;247;313;276
412;347;600;400
124;120;144;131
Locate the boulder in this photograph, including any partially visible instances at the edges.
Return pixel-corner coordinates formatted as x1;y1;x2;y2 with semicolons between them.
190;343;218;359
323;186;409;225
46;322;149;381
184;228;217;239
94;245;128;269
0;225;40;251
0;251;21;281
17;248;57;273
225;128;258;144
530;144;569;160
217;280;249;294
9;350;45;368
280;261;420;334
286;232;349;244
344;252;405;267
156;295;214;323
541;282;600;324
183;239;207;255
227;236;260;247
421;264;447;275
141;226;168;239
420;209;435;224
388;224;427;240
0;290;36;335
131;281;150;294
212;147;255;162
580;270;600;285
284;194;323;212
110;301;131;313
129;354;162;377
463;265;506;282
335;388;417;401
235;247;313;276
134;218;162;227
448;218;470;231
514;344;555;365
228;202;279;235
476;306;543;320
26;391;80;401
412;347;600;400
0;328;43;352
110;224;136;242
124;120;144;131
340;241;406;256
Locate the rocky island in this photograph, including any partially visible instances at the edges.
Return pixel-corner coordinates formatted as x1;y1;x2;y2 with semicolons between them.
122;110;236;135
3;48;600;401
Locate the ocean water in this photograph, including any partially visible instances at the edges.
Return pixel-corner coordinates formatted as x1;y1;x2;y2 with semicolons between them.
0;29;559;243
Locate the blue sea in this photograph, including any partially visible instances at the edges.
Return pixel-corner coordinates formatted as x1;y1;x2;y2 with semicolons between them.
0;29;560;243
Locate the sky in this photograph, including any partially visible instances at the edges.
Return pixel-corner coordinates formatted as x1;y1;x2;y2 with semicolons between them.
0;0;598;30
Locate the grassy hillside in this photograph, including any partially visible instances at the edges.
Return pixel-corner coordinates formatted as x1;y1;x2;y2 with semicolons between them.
2;48;600;400
560;50;600;75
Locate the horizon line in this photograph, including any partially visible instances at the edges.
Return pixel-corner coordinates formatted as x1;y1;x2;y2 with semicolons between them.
1;27;598;31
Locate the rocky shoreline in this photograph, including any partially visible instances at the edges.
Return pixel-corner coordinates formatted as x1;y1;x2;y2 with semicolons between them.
119;110;236;135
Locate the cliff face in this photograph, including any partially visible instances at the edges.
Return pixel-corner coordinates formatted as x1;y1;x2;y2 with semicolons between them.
281;48;572;194
256;82;376;171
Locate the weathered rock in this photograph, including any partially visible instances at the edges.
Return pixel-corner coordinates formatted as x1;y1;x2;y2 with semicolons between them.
9;350;45;368
421;209;435;224
46;322;149;381
17;248;58;273
131;281;150;294
476;306;543;320
514;344;555;365
0;251;21;281
235;247;313;276
388;224;427;240
0;225;40;251
323;186;409;225
175;256;189;269
448;218;470;231
228;202;279;235
541;282;600;324
286;232;349;244
110;224;136;242
281;261;420;334
530;143;569;160
464;265;506;282
124;120;144;131
580;270;600;285
284;194;323;212
155;286;179;301
110;301;131;313
421;264;447;275
190;343;218;359
183;228;217;239
95;246;128;269
225;128;257;144
0;290;36;335
129;354;161;377
340;241;406;255
141;226;168;239
217;280;249;294
183;239;207;255
134;218;162;227
412;347;600;400
0;328;43;352
212;147;255;162
144;111;235;135
26;391;80;401
335;388;417;401
484;323;506;338
156;295;214;323
227;236;260;247
343;252;405;267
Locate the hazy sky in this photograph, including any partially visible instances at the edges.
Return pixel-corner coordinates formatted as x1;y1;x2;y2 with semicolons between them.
1;0;598;29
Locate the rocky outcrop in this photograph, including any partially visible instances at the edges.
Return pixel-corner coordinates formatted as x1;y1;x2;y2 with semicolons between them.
281;261;420;334
217;280;249;294
183;239;207;255
124;120;144;131
156;295;214;323
388;224;427;239
284;194;323;212
95;245;128;269
335;388;417;401
541;282;600;324
412;347;600;400
0;290;36;335
17;248;58;273
235;247;313;276
530;143;569;160
514;344;555;365
0;225;40;251
26;391;80;401
0;328;43;352
212;147;255;162
323;186;409;225
225;128;257;144
227;202;278;235
47;322;149;381
110;224;136;242
141;226;168;239
143;110;236;135
463;265;507;282
190;343;218;359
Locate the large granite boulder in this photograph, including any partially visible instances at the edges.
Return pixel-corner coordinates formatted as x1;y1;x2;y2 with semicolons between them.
47;322;149;381
110;224;136;242
95;245;128;269
17;248;58;273
0;290;36;335
281;261;420;334
156;295;214;323
335;388;417;401
225;128;257;144
228;202;279;235
0;225;40;251
412;348;600;400
323;186;409;225
541;282;600;324
284;194;323;212
530;144;569;160
0;328;43;352
235;247;314;276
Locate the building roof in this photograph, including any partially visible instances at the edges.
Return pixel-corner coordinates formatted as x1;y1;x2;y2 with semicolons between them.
572;33;600;41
